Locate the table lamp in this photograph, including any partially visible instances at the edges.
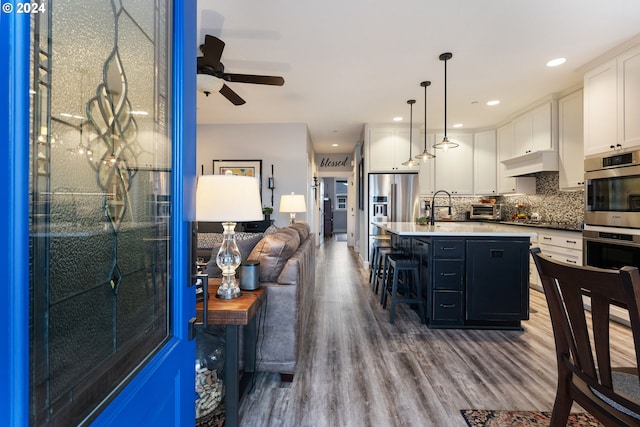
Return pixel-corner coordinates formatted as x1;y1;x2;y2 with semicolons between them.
279;193;306;224
196;174;262;299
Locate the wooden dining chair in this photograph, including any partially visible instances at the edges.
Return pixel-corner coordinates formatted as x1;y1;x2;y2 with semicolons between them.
531;248;640;426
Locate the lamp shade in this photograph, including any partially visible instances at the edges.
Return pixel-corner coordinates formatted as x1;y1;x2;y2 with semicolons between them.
195;174;263;221
279;193;306;213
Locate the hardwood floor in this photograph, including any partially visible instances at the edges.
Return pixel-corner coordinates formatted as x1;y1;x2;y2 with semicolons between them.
238;238;634;426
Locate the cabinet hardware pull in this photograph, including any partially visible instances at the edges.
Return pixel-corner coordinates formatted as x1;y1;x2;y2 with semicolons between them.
440;303;456;308
440;272;456;276
543;237;552;240
441;247;456;250
566;259;577;264
566;240;577;244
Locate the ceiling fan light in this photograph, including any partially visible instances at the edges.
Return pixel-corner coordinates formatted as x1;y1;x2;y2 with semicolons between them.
197;74;224;94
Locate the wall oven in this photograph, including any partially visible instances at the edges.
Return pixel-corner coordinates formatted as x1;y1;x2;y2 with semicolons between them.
584;150;640;228
583;226;640;270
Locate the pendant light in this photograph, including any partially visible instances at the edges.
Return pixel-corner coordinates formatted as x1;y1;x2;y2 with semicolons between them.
416;81;435;160
433;52;459;151
401;99;420;167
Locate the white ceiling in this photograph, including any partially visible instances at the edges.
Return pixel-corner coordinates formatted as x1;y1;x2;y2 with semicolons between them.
196;0;640;154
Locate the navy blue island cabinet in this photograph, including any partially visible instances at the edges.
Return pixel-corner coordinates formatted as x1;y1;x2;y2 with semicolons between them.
416;237;530;330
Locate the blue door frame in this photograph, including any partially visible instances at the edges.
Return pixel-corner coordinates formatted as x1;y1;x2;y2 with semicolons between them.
0;1;198;425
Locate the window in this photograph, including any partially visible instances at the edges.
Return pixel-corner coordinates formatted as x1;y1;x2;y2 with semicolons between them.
335;179;348;210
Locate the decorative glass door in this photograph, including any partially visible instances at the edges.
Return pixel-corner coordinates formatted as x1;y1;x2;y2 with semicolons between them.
26;1;196;425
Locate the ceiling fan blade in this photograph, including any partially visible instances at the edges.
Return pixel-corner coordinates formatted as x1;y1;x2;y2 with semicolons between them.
200;35;225;69
219;84;246;105
223;73;285;86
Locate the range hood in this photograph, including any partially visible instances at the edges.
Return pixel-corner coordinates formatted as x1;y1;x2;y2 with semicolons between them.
501;150;558;177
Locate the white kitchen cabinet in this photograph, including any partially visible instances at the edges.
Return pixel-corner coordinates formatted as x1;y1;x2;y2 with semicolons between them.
496;123;536;195
368;126;421;172
618;44;640;150
433;132;473;195
584;58;618;156
558;89;585;190
512;101;555;156
418;132;436;195
584;44;640;156
537;229;582;264
473;130;497;195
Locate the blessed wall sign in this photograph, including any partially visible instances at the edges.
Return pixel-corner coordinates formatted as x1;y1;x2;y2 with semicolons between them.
316;154;353;172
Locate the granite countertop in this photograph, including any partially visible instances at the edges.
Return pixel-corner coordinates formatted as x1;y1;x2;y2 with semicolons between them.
497;220;582;232
375;221;537;237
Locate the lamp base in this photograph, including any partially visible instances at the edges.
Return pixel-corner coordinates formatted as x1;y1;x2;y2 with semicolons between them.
215;287;241;299
289;212;297;225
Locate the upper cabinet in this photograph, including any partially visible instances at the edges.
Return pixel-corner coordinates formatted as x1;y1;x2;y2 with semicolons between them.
501;97;559;176
497;123;536;195
433;132;474;195
584;59;618;155
367;126;421;172
512;101;556;155
473;130;497;195
558;89;585;190
618;45;640;150
584;44;640;156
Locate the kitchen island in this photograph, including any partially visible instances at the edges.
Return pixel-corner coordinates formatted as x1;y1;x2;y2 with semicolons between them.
375;222;536;330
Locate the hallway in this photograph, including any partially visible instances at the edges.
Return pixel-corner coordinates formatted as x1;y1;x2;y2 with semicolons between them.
238;237;633;426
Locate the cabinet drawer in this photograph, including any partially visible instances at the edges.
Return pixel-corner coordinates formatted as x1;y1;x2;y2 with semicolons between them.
537;230;582;250
538;243;582;266
432;291;464;322
432;240;464;258
432;260;464;290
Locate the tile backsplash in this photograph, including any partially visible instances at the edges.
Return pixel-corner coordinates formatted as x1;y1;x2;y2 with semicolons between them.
445;172;584;230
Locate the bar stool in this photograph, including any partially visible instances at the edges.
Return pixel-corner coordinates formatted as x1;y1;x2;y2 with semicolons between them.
369;241;392;287
381;253;426;325
372;246;402;295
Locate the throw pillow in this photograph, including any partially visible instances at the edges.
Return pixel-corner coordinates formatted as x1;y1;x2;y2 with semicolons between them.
263;224;279;236
289;222;310;241
204;234;263;278
248;228;300;282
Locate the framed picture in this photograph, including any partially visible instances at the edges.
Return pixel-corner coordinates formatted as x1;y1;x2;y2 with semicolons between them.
212;159;263;198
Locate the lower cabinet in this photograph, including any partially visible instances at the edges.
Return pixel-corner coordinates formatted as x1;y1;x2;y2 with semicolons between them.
420;236;530;329
465;240;530;322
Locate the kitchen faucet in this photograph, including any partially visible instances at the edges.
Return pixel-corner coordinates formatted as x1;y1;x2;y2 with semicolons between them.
430;190;452;225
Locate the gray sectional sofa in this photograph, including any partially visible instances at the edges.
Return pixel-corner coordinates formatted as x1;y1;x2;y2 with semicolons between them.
202;222;316;380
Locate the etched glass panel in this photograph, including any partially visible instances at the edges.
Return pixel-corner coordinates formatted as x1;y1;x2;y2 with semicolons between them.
29;0;172;425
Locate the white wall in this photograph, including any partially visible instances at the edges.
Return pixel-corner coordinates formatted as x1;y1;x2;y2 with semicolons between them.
197;123;315;229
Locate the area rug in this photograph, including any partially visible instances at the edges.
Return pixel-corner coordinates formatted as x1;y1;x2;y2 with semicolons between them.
461;409;602;426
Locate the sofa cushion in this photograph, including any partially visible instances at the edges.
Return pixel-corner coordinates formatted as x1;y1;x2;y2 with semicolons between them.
248;228;300;282
204;234;263;278
289;222;310;241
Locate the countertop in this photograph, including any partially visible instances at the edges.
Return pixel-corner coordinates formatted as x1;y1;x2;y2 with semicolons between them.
375;221;537;237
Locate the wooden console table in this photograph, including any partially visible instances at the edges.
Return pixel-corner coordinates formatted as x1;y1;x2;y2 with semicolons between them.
196;278;266;427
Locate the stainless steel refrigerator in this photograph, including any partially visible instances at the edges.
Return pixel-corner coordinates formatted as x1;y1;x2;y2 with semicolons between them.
368;172;420;259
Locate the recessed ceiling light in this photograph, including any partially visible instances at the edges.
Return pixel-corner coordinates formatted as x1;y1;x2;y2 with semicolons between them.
453;123;463;128
486;100;500;106
331;143;339;147
546;57;566;67
393;117;403;122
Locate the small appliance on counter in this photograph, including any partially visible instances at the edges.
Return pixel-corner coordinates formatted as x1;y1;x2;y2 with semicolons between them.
469;202;501;220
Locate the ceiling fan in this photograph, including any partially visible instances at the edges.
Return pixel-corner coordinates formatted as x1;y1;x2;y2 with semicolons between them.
197;35;285;105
